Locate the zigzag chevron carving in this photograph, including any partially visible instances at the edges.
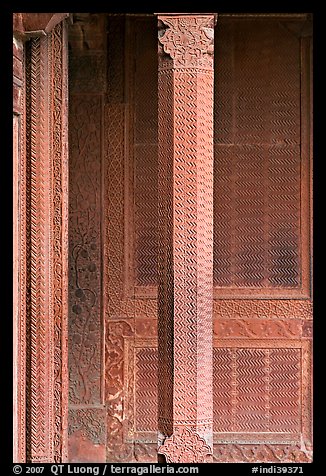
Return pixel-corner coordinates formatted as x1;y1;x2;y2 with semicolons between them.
157;14;215;463
213;348;301;433
24;22;68;463
213;18;302;291
135;349;158;432
26;36;52;462
100;14;311;464
130;17;307;296
131;344;302;436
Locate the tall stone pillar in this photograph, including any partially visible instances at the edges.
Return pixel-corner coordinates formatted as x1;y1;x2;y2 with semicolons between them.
156;14;216;463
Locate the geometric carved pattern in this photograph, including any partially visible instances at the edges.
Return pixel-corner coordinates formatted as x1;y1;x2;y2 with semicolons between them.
16;13;312;464
104;16;136;464
132;17;310;299
25;36;52;463
23;21;69;463
135;349;158;432
131;344;304;439
104;15;311;465
214;18;303;292
104;15;158;324
213;319;304;339
157;14;215;462
213;348;301;433
51;22;69;462
50;22;69;463
102;14;312;464
134;20;158;287
117;340;310;462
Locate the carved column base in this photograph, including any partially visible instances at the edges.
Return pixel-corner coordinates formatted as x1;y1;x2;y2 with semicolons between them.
158;427;213;463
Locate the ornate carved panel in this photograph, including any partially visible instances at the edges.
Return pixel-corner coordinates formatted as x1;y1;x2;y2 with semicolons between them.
15;12;313;465
99;14;312;464
25;36;54;462
68;14;107;462
135;348;157;433
213;299;312;320
106;337;311;462
106;320;134;462
126;18;311;302
213;347;301;433
50;23;69;462
68;95;102;405
213;18;311;298
104;16;158;322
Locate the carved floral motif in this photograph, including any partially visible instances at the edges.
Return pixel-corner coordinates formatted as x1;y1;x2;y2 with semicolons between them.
158;15;215;68
68;94;102;405
213;443;312;463
158;427;212;463
68;408;106;445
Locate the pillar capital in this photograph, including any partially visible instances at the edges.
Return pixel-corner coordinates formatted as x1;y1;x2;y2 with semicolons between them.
157;14;217;69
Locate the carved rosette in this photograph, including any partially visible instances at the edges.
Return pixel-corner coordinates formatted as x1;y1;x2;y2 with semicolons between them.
158;427;213;463
157;13;215;463
158;15;215;69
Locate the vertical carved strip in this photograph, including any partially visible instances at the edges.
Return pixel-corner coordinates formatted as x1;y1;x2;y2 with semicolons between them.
68;95;102;406
15;35;26;463
24;20;68;463
25;36;53;462
51;21;69;462
13;111;19;461
104;16;133;462
68;13;107;463
157;66;174;445
106;321;134;462
157;14;215;463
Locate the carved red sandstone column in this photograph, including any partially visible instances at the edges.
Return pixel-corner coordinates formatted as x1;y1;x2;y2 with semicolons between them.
156;14;216;463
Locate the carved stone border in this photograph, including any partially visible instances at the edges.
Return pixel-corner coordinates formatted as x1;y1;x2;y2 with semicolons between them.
14;19;69;463
13;32;26;462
